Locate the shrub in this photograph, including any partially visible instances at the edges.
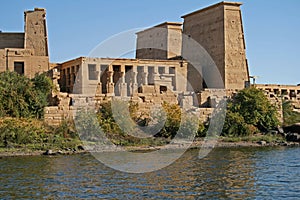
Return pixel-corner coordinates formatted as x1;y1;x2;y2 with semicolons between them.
282;100;300;126
0;118;47;147
222;87;279;136
0;71;53;118
154;102;181;139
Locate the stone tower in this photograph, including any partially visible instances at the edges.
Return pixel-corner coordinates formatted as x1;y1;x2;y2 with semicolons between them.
182;1;249;90
136;22;182;60
24;8;49;57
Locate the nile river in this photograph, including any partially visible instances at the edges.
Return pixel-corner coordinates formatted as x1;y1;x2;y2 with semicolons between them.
0;147;299;199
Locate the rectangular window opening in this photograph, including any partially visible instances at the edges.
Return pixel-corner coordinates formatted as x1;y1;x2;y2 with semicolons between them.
88;64;97;80
158;67;165;74
14;62;24;75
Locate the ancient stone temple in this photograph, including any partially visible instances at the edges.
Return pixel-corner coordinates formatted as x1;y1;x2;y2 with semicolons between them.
2;2;298;126
43;1;252;125
0;8;49;78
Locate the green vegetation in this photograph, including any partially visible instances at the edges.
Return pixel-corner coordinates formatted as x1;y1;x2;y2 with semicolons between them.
73;101;204;147
222;87;280;137
0;72;81;152
0;118;81;150
0;72;290;151
221;134;285;143
0;71;53;118
282;101;300;126
75;102;169;147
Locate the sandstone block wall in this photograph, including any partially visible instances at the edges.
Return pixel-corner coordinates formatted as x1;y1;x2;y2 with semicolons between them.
256;84;300;114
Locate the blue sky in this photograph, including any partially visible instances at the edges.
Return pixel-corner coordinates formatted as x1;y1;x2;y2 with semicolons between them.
0;0;299;85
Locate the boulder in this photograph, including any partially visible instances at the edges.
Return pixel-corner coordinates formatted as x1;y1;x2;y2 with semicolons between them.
283;123;300;134
277;126;285;135
257;141;267;145
43;149;54;155
286;133;300;142
57;150;63;155
77;145;85;151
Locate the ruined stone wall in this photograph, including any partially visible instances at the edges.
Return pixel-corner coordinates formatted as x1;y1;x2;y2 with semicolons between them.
256;84;300;101
44;91;179;126
0;33;24;49
44;92;73;126
198;89;237;107
44;106;73;126
256;84;300;114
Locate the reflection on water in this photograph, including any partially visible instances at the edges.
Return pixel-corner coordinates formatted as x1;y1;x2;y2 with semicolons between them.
0;147;299;199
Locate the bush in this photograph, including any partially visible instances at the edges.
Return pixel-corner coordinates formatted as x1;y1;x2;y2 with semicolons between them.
222;87;279;136
154;102;181;139
282;101;300;126
0;118;47;148
222;111;258;137
0;71;53;118
0;118;81;150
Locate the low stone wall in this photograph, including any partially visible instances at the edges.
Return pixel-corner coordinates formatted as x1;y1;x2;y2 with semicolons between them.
44;106;73;126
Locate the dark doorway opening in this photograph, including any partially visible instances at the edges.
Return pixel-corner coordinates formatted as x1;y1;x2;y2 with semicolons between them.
160;85;167;93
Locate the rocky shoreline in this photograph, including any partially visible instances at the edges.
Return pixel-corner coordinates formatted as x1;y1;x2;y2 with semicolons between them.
0;139;299;158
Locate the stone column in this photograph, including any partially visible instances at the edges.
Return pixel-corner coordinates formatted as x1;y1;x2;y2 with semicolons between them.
142;67;148;85
119;71;127;97
131;67;138;95
107;71;114;94
153;66;159;81
96;82;102;96
153;66;160;92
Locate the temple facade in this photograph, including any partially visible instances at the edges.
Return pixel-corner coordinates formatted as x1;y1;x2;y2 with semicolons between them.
59;57;188;96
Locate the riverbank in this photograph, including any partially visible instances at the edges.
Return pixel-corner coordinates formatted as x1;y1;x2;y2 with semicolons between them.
125;138;300;152
1;137;299;158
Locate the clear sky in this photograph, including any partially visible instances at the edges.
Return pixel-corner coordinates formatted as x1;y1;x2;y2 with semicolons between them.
0;0;299;85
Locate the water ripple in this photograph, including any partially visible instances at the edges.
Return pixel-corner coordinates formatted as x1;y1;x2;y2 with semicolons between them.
0;147;299;199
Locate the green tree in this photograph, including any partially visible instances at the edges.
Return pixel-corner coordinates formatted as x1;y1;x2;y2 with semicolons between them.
154;102;181;139
282;100;300;126
31;73;54;118
0;71;53;118
222;87;279;136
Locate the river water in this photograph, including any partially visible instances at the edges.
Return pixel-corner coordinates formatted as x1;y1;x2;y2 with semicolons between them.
0;147;299;199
